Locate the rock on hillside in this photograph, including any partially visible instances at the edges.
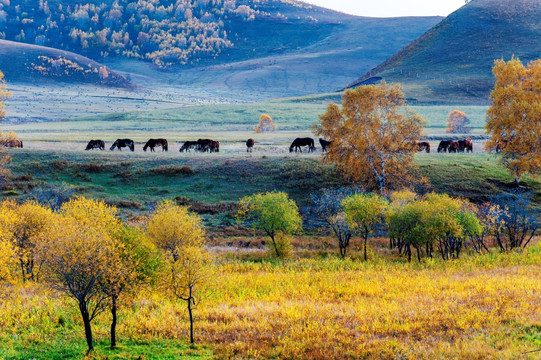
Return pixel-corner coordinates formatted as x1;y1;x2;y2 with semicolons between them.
348;0;541;104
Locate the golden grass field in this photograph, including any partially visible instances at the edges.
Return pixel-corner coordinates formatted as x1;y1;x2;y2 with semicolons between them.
2;240;541;360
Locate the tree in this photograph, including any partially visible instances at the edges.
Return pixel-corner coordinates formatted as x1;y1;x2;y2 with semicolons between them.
237;192;302;258
146;200;209;344
485;58;541;186
314;82;427;195
446;110;470;134
254;114;277;133
342;193;388;261
101;226;159;349
0;70;10;121
0;226;17;297
168;246;213;344
41;197;121;354
311;189;355;259
0;201;55;282
491;193;540;251
146;199;205;260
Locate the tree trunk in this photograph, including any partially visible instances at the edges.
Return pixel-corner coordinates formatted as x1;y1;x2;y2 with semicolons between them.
270;234;280;258
110;295;118;349
187;289;194;344
79;301;94;354
363;230;368;261
416;247;421;262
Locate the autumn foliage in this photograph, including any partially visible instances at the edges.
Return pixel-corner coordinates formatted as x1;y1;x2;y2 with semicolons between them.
254;114;277;134
0;188;538;358
446;110;470;133
314;82;427;194
486;58;541;184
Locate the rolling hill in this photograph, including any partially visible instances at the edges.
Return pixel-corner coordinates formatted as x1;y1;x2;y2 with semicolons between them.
0;40;132;88
0;0;441;70
348;0;541;104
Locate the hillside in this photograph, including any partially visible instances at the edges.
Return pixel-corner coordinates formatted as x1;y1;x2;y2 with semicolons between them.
348;0;541;104
0;0;441;70
0;40;132;87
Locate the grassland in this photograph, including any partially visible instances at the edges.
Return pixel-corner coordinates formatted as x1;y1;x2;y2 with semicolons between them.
5;101;489;140
2;247;541;359
2;100;541;359
4;148;541;229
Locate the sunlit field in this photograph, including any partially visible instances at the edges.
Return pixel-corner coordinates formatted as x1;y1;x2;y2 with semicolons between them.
2;245;541;359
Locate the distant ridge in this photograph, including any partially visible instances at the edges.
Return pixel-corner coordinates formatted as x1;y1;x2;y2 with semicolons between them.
347;0;541;103
0;40;132;88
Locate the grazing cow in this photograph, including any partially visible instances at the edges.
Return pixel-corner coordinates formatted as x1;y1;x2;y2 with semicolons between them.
437;140;451;153
246;138;255;152
85;139;105;151
1;139;23;148
319;138;332;152
143;138;168;152
289;137;315;153
448;141;459;153
179;141;198;152
110;138;135;152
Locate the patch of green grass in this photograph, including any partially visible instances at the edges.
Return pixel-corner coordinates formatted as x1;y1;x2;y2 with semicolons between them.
0;337;212;360
6;150;541;226
5;103;489;141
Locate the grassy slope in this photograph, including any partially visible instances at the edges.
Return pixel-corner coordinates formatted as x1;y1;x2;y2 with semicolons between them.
5;150;541;226
0;40;131;88
349;0;541;104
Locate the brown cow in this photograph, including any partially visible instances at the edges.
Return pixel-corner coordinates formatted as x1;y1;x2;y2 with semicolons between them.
246;138;255;152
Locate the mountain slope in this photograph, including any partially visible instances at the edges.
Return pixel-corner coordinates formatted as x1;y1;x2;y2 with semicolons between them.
348;0;541;104
0;40;132;87
0;0;441;70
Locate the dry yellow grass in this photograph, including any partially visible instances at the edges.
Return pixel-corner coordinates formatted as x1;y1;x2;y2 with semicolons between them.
3;246;539;359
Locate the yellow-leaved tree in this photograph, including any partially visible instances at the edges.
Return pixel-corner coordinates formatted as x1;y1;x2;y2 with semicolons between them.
41;197;121;354
254;114;277;133
486;58;541;186
101;226;159;349
314;82;427;195
0;70;9;121
0;223;17;297
146;200;210;345
446;110;470;134
0;201;55;282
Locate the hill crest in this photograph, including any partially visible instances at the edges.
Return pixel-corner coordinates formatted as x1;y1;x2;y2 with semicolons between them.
348;0;541;103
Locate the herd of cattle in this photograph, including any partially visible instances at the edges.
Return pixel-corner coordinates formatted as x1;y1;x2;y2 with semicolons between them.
0;137;476;154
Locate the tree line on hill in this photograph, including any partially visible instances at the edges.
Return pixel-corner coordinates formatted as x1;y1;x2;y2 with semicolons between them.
0;0;316;68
